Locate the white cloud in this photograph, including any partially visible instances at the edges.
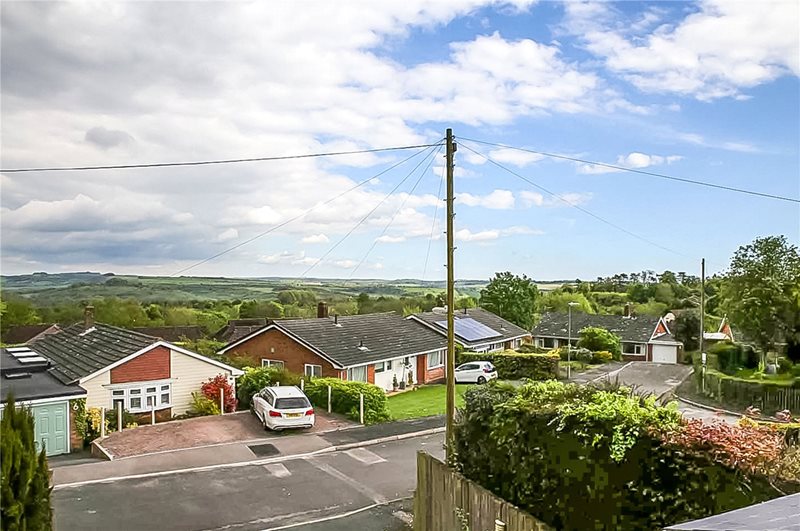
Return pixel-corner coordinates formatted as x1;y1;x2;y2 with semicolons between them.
301;233;330;244
330;259;358;269
520;190;592;207
578;152;681;174
455;228;500;242
258;251;317;266
457;189;515;209
215;228;238;242
566;0;800;100
376;235;407;243
487;147;545;167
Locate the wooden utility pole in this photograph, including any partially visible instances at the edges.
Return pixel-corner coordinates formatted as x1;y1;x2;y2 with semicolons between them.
445;128;456;461
700;258;705;355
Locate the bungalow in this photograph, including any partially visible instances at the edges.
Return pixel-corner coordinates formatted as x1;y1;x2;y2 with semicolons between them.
408;307;532;353
532;312;683;364
0;348;86;456
217;311;448;391
28;308;242;425
1;323;62;345
703;316;735;343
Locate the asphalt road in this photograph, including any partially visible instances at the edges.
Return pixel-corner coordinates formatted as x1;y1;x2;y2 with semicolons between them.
54;433;443;531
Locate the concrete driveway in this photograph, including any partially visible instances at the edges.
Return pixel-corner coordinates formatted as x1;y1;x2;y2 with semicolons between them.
98;410;354;459
612;362;693;398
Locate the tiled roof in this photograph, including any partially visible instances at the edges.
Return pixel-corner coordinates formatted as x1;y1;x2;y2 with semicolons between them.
30;324;159;385
410;308;531;347
132;326;205;342
213;319;268;343
257;312;448;368
532;312;663;343
1;324;62;345
0;349;85;402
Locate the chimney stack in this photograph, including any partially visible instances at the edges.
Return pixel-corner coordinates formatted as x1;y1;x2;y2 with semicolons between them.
84;305;95;329
317;301;329;319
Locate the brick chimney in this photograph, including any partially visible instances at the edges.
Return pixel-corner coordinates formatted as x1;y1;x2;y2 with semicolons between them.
317;302;329;319
84;305;95;329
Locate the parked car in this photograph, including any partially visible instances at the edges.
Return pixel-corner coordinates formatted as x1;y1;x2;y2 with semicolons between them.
454;361;498;384
252;385;315;431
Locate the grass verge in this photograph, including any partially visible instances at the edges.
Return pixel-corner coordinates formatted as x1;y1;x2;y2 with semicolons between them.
386;384;469;420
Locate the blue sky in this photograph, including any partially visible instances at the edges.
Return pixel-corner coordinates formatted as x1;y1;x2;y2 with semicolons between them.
1;1;798;281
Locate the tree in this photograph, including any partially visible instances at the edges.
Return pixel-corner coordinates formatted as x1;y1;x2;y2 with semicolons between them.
673;310;701;352
576;326;621;358
721;236;800;358
480;272;539;330
1;395;53;530
0;297;40;335
539;291;594;314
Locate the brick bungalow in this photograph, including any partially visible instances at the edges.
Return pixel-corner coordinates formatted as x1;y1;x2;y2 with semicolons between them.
218;309;448;391
531;312;683;363
28;309;243;429
408;307;532;353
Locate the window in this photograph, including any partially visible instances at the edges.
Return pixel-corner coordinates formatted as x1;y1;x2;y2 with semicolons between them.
109;382;172;413
262;359;285;369
304;364;322;379
386;360;392;370
542;338;555;348
427;350;443;369
374;362;386;373
275;397;311;409
347;366;367;382
623;343;644;355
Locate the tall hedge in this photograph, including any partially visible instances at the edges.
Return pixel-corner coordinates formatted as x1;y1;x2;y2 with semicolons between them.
1;394;53;531
454;382;790;530
457;351;559;380
304;378;390;424
237;366;302;409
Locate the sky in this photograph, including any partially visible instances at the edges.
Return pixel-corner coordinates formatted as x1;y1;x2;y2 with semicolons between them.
1;0;798;282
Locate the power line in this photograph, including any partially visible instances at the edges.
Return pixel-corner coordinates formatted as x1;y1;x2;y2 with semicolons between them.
347;146;443;280
0;143;442;173
461;137;800;204
422;153;447;281
300;145;441;278
170;144;439;276
458;141;692;258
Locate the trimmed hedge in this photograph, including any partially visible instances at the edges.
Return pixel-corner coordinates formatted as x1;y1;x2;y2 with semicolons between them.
457;350;559;380
304;378;390;424
701;369;799;413
454;381;791;530
237;366;302;409
709;341;758;374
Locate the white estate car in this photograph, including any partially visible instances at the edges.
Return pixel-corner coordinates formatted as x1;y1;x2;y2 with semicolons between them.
252;385;315;431
454;361;498;384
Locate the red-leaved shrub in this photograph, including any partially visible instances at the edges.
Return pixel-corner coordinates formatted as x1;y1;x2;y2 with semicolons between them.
201;374;237;413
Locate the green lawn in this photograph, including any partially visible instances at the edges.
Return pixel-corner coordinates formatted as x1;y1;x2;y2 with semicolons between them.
386;384;470;420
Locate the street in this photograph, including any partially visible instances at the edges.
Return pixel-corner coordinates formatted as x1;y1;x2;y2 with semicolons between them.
54;433;442;531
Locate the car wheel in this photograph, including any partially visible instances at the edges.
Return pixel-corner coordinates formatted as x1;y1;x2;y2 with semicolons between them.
477;376;486;384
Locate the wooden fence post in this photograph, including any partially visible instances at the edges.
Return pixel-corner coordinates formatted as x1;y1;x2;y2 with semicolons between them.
327;385;332;414
151;402;156;425
359;393;364;425
301;378;304;391
219;388;224;415
117;401;123;432
100;407;106;438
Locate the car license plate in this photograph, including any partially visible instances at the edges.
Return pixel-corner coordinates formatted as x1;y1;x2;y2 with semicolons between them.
286;413;302;418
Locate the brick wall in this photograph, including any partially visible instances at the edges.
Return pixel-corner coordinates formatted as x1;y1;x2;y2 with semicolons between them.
111;345;170;384
416;354;445;384
225;328;340;377
131;408;172;425
69;399;83;452
367;364;375;384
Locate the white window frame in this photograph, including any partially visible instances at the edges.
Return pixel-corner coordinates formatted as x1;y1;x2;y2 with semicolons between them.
347;366;367;382
262;359;285;369
427;350;444;369
304;364;322;379
623;343;644;355
107;380;172;413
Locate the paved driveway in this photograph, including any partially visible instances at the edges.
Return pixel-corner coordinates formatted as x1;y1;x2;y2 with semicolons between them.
612;362;693;398
99;410;354;459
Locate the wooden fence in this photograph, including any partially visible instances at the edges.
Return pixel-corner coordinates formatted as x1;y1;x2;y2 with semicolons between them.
760;387;800;413
414;452;551;531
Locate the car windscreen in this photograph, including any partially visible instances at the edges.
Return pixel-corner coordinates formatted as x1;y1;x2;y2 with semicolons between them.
274;397;310;409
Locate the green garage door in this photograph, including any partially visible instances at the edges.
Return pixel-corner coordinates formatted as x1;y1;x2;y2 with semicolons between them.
32;402;68;456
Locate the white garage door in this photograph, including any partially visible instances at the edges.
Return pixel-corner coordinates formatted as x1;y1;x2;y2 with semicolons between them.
651;344;677;364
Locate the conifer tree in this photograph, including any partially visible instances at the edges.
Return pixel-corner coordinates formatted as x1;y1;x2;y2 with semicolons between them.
1;394;53;531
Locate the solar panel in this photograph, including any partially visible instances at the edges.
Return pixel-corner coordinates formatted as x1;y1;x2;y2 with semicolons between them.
434;318;502;342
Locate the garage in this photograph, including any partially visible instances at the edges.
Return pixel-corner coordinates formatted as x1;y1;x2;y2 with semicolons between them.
651;344;678;364
32;401;69;456
2;347;86;457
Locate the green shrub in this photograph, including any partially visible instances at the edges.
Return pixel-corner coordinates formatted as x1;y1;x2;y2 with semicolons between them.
577;326;622;359
516;343;548;354
777;357;794;374
457;351;559;380
188;392;220;416
699;369;798;414
1;394;53;531
454;382;790;531
304;378;390;424
105;407;138;430
237;366;302;409
708;341;759;374
792;365;800;378
592;350;613;364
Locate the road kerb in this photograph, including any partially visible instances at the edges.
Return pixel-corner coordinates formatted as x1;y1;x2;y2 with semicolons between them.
52;427;445;490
